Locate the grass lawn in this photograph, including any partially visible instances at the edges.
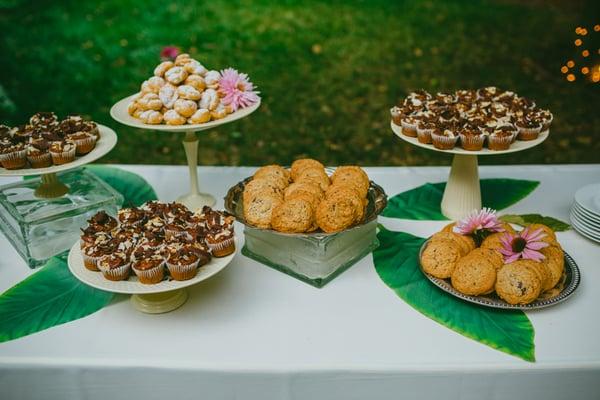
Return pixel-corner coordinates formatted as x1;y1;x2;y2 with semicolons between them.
1;0;598;166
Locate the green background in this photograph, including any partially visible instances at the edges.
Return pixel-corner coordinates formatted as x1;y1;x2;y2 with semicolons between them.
1;0;598;166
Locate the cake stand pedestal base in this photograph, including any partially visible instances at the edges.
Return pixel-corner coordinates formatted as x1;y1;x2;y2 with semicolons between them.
34;173;69;198
177;131;216;211
130;289;189;314
440;154;482;221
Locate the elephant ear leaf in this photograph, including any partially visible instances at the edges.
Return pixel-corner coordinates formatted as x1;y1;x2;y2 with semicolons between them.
372;226;536;362
0;256;114;343
500;214;570;232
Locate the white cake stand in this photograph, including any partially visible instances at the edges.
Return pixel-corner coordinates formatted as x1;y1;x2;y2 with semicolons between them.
67;237;237;313
0;125;118;198
391;122;549;220
110;95;261;211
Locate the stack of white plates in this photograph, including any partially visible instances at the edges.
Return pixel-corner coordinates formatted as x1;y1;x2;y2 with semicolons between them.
570;183;600;244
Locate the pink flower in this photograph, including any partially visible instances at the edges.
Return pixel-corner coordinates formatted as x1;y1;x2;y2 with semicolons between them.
499;227;549;263
453;208;504;236
160;46;180;61
218;68;260;111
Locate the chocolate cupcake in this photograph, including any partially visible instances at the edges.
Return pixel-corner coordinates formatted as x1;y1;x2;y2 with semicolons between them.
68;131;97;155
97;252;131;281
416;120;435;144
26;138;52;168
49;140;76;165
400;114;419;137
390;106;403;125
30;112;58;128
515;116;542;141
488;124;517;150
118;207;146;227
166;245;200;281
205;226;235;257
459;124;485;151
131;248;165;284
431;126;458;150
536;109;553;132
83;240;116;271
0;142;27;169
88;211;119;232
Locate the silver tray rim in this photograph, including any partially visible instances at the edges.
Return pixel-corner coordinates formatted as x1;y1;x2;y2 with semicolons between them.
418;238;581;310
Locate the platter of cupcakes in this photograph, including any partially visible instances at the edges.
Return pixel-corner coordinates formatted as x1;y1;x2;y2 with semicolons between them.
390;88;552;155
67;201;237;295
0;112;117;176
419;209;580;309
110;53;261;133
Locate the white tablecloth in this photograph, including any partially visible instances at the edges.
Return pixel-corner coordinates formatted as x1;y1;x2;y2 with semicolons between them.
1;164;599;400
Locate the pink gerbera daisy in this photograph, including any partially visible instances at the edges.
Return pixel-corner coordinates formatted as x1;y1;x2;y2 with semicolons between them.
218;68;260;112
454;208;504;235
499;227;549;263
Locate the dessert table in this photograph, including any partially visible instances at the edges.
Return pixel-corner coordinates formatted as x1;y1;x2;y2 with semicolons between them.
1;164;599;400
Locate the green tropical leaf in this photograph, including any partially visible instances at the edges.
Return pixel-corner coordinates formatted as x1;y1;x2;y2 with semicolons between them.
85;165;157;206
372;226;535;362
0;255;114;343
500;214;570;232
382;179;539;220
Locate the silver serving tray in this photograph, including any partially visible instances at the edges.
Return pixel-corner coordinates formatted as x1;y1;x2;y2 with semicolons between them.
418;239;581;310
224;169;388;239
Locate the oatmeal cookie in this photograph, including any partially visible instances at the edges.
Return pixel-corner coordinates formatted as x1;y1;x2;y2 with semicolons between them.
330;166;370;198
540;245;564;291
316;196;356;233
451;253;496;295
480;232;506;252
253;165;291;185
325;185;365;223
243;193;282;229
296;167;331;192
271;197;315;233
243;178;283;199
284;181;324;201
290;159;325;181
430;231;476;256
420;238;461;279
495;261;542;305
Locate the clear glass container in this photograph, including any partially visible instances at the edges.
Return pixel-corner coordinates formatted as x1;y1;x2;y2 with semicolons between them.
0;169;123;268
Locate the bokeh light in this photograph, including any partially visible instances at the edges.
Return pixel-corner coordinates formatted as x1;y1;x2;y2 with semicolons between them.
567;73;576;82
567;60;575;68
574;39;582;46
582;50;589;57
581;67;589;74
561;66;568;73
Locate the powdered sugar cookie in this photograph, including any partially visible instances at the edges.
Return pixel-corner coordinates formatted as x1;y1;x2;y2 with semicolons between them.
159;84;179;109
154;61;174;77
188;108;211;124
163;109;186;125
165;66;188;85
174;99;198;118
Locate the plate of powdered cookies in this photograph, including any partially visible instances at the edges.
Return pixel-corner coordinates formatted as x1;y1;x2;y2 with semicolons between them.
224;159;387;236
418;208;580;309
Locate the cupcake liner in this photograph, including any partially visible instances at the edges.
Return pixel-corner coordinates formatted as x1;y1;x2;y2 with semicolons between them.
98;262;131;281
72;135;97;155
400;119;418;137
82;253;102;271
167;259;199;281
541;114;553;132
0;149;27;169
431;133;458;150
27;152;52;168
132;261;165;284
517;125;541;141
50;146;76;165
488;135;512;151
390;108;402;125
416;127;434;144
459;134;485;151
208;237;235;257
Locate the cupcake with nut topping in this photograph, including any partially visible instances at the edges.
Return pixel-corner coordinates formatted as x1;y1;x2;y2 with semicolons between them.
431;125;459;150
488;124;517;150
49;139;76;165
98;252;131;281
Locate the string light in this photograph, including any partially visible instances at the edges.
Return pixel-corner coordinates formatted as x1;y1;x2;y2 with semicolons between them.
581;28;588;36
567;60;575;68
594;25;600;32
575;27;581;34
562;25;598;83
582;50;589;57
567;74;576;82
561;66;568;73
581;67;589;74
593;73;600;83
574;39;582;46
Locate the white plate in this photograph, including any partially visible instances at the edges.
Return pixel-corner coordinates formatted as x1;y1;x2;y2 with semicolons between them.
570;211;600;242
571;210;600;235
110;94;261;133
0;125;118;177
67;238;237;294
391;121;549;156
574;183;600;216
572;203;600;226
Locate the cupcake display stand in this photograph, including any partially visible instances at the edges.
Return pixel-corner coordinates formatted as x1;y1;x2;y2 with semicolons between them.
391;122;549;220
0;126;121;268
67;238;237;313
110;95;261;211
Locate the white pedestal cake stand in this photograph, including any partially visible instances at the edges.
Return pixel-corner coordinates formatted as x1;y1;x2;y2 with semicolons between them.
0;125;118;197
391;122;549;220
67;238;237;313
110;95;261;211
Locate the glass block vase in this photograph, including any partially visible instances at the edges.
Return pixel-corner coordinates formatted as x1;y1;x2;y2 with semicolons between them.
0;168;123;268
242;219;379;288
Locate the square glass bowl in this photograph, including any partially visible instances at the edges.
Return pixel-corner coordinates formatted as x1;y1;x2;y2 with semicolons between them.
225;177;387;287
0;169;123;268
